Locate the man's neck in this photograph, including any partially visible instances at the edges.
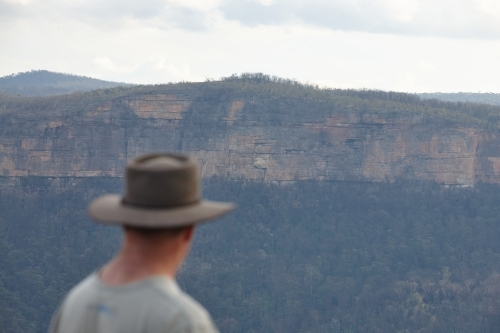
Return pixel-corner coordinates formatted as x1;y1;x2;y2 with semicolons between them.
99;233;188;286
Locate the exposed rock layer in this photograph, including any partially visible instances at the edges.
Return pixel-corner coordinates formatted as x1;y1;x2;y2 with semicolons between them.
1;89;500;186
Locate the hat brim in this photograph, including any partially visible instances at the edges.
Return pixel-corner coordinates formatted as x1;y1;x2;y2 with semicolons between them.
88;194;235;228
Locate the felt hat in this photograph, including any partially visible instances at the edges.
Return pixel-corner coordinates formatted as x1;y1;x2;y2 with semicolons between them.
88;152;234;228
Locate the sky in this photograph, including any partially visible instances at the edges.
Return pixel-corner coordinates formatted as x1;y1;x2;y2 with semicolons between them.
2;0;500;93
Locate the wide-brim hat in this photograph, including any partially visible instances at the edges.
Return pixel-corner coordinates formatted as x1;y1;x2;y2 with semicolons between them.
88;153;234;228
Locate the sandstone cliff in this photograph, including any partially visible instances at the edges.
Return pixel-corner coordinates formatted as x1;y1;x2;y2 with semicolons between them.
1;80;500;186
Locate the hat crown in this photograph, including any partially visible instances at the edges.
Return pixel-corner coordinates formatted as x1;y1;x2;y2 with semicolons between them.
140;156;184;170
123;153;200;208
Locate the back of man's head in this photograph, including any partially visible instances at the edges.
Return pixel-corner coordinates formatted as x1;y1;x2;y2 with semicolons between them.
123;225;191;239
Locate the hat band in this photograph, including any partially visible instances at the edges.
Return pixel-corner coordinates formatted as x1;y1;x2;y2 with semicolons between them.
121;198;201;210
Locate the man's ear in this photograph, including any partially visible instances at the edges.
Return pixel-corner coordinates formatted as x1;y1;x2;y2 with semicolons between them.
182;225;195;242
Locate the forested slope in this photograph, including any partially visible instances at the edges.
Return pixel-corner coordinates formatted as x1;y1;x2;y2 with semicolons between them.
3;178;500;332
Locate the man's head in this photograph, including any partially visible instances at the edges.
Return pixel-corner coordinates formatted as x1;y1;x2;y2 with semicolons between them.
88;152;234;228
121;224;196;271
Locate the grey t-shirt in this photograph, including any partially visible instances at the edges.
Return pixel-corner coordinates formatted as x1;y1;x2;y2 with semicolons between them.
49;273;218;333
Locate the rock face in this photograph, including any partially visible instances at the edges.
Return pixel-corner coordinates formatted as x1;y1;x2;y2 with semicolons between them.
1;86;500;186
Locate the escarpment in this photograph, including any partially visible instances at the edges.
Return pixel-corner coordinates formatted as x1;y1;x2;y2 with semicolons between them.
1;81;500;186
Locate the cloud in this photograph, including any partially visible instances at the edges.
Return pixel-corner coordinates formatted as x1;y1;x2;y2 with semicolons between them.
167;0;223;11
0;0;220;31
3;0;31;4
252;0;275;6
92;57;135;73
3;0;500;38
91;56;198;84
134;58;195;83
0;0;26;17
418;61;438;71
220;0;500;38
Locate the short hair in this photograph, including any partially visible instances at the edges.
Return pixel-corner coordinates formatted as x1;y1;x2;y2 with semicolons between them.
123;225;191;238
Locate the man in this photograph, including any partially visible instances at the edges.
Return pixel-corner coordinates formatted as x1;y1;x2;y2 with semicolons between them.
49;152;234;333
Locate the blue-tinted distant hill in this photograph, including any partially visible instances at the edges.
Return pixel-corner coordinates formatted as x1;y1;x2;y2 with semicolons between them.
419;92;500;106
0;70;134;96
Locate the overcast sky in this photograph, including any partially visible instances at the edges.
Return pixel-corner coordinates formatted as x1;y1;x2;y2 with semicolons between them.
2;0;500;92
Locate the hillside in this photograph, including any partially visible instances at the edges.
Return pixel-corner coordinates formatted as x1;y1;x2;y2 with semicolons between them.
0;70;133;96
3;178;500;333
2;74;500;185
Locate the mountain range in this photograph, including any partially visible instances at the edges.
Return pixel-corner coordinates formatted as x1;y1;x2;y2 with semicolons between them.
0;70;133;96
